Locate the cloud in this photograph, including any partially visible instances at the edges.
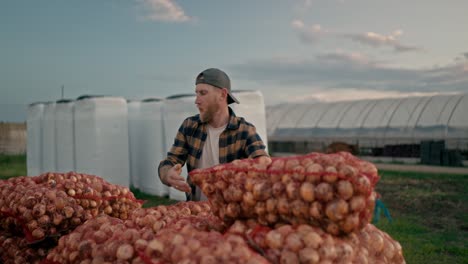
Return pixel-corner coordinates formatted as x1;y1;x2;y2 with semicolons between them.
344;30;421;53
291;20;327;44
136;0;191;22
292;21;421;53
228;51;468;103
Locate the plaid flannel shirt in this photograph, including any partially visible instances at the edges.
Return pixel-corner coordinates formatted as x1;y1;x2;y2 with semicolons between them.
158;107;268;200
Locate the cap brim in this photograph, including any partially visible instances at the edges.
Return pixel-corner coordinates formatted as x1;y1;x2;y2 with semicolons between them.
227;92;239;104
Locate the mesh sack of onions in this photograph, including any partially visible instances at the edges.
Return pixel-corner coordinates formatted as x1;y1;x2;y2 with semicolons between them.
138;225;269;264
0;234;54;264
227;220;405;264
127;201;214;233
45;215;144;264
35;172;143;220
163;214;226;233
190;152;379;235
0;183;91;242
46;202;220;264
0;172;142;243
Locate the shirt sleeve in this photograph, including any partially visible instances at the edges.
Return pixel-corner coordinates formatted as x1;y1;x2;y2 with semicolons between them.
158;119;189;178
244;123;269;158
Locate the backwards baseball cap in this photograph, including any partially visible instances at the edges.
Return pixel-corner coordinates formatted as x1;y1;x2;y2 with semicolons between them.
195;68;239;104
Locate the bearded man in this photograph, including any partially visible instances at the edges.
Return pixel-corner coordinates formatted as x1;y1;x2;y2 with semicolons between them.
158;68;269;201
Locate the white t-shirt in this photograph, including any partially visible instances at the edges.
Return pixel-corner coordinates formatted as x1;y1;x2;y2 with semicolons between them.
195;124;226;201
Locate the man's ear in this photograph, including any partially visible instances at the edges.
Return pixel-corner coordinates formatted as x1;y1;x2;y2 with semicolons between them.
220;88;228;102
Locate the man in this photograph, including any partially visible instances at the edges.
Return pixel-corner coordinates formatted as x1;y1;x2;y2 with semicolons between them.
158;68;269;201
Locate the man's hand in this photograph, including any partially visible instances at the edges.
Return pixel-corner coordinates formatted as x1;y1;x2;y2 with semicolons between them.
165;164;191;193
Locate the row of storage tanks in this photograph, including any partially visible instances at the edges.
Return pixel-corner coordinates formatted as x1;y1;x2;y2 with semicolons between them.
26;91;268;201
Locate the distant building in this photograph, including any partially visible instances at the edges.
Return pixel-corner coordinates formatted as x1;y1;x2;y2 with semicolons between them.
0;122;26;155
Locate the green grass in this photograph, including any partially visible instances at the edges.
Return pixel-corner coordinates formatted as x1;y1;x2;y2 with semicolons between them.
1;156;467;263
130;187;178;208
374;170;468;264
0;154;27;179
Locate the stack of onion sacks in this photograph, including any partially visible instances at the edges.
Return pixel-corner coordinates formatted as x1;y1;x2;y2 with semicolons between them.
128;201;222;234
140;225;269;264
34;172;142;220
190;152;379;236
226;220;405;264
0;172;142;243
45;202;232;263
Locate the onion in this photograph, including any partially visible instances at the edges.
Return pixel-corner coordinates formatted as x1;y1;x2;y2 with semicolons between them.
226;203;241;218
309;201;323;220
146;239;164;255
337;180;354;200
318;240;337;260
290;200;308;218
299;182;315;202
325;199;349;221
325;222;340;236
302;231;323;249
272;182;285;196
355;176;371;194
280;250;299;264
285;233;304;252
369;232;384;253
265;198;277;213
286;182;299;200
350;195;366;212
292;165;306;181
253;181;272;201
242;192;256;207
270;159;285;170
31;227;45;240
277;198;290;215
341;213;359;233
315;183;333;202
285;159;300;170
298;248;320;264
323;166;338;183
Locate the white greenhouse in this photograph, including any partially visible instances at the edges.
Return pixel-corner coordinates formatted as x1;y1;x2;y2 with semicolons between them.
266;93;468;166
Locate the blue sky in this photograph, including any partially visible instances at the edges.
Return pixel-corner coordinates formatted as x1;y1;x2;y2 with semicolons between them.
1;0;468;122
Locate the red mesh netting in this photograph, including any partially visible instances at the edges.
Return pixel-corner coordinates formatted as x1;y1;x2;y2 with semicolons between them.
190;152;379;235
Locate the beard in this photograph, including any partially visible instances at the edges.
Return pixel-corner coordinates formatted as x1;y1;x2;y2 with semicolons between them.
199;102;218;123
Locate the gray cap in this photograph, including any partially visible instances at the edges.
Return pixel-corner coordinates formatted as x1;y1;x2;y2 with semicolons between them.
195;68;239;104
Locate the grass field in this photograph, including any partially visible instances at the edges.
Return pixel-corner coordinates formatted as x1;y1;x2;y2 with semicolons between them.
375;170;468;264
0;154;26;179
1;155;467;263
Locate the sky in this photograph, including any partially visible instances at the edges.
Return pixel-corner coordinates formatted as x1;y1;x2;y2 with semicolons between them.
1;0;468;122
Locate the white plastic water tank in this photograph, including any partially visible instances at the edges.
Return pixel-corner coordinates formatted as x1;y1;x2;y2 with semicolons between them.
231;90;269;153
139;98;169;196
42;102;56;173
163;94;198;201
128;100;141;189
74;95;130;187
27;102;45;176
55;99;75;173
